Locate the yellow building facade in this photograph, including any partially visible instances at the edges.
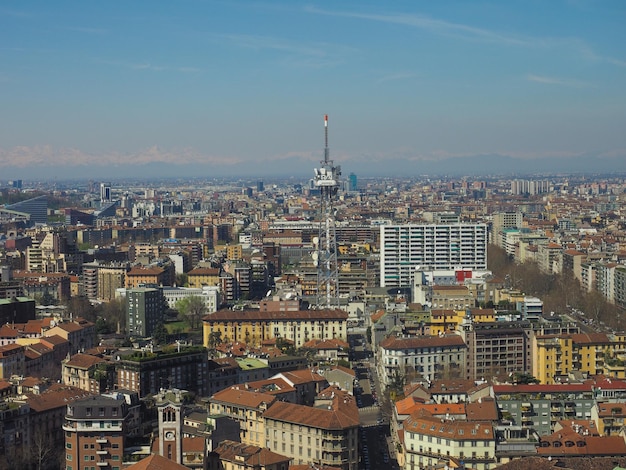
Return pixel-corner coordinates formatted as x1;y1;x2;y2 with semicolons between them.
203;309;348;348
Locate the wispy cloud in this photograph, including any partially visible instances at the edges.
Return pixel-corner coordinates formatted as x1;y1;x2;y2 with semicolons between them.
579;44;626;67
305;6;626;68
377;72;420;83
305;6;533;46
95;58;200;73
210;32;355;68
526;74;593;88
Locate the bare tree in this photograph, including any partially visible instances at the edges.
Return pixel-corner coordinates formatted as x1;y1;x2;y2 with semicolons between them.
176;295;206;330
30;428;56;470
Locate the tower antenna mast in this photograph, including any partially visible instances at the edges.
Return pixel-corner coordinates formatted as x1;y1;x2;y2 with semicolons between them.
313;114;341;309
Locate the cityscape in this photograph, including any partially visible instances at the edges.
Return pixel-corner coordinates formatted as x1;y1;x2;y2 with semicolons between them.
2;162;626;470
2;1;626;470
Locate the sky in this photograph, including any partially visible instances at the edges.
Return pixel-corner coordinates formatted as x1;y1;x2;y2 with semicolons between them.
1;0;625;179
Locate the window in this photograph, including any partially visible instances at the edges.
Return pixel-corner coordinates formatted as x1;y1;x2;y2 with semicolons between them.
66;443;72;449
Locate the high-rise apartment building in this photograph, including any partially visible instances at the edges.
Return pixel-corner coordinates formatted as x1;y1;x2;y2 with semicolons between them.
379;224;487;288
126;287;165;337
63;395;128;470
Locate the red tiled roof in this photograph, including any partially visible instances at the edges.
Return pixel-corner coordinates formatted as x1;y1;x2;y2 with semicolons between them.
64;353;106;369
124;454;188;470
380;334;466;350
211;387;276;409
203;309;348;322
263;397;359;430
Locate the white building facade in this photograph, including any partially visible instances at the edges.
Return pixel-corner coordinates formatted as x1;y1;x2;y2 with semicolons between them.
380;224;487;288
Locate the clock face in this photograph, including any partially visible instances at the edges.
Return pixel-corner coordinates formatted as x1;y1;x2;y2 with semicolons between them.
165;431;175;440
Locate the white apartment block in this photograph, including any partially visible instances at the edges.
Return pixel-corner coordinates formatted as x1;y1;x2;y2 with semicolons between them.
403;414;496;470
377;334;467;385
380;224;487;288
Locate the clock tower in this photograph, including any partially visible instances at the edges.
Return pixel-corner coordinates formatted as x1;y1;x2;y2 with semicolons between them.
156;390;183;464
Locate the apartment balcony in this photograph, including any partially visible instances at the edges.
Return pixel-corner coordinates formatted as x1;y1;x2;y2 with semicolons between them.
96;438;108;444
96;462;109;467
96;450;108;455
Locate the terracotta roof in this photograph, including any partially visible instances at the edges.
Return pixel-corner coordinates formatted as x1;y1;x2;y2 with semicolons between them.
244;377;296;395
214;440;291;467
0;325;19;338
569;332;611;345
39;334;68;348
395;396;426;416
403;409;494;441
370;309;385;323
27;384;93;412
188;267;220;276
203;308;348;322
279;369;327;385
303;338;349;350
537;433;626;456
465;398;499;421
379;334;466;350
597;402;626;417
52;322;83;333
210;387;276;409
264;400;358;430
0;343;24;356
124;454;189;470
64;353;106;369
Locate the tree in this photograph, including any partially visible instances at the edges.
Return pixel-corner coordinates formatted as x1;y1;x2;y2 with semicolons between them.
97;298;127;334
152;323;168;345
65;295;96;322
512;372;540;385
387;369;406;401
30;427;56;470
175;273;188;287
176;295;206;330
207;331;223;357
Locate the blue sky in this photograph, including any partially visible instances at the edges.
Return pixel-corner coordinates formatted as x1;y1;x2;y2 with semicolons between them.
1;0;625;178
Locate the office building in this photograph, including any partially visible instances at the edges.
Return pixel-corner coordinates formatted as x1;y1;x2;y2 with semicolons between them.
3;195;48;224
100;182;112;203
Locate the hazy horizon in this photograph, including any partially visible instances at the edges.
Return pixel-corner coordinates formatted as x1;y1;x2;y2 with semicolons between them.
2;1;625;179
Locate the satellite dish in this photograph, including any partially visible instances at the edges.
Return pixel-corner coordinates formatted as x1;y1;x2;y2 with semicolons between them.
312;252;319;260
266;290;272;297
312;237;319;246
313;260;318;267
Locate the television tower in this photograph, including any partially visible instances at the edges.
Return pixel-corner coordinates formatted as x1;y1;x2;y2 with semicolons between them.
313;114;341;309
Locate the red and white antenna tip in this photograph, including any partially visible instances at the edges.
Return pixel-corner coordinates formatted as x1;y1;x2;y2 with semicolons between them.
324;114;328;126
